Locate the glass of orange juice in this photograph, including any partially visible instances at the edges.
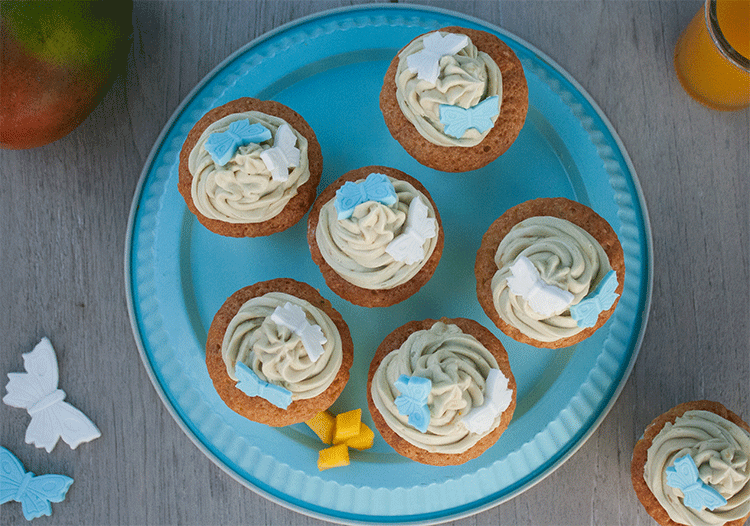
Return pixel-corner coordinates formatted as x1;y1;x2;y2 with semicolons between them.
674;0;750;111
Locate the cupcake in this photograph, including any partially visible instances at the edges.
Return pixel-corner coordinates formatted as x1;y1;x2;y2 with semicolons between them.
380;26;528;172
631;400;750;526
178;97;323;237
367;318;516;465
475;197;625;348
205;278;353;426
307;165;444;307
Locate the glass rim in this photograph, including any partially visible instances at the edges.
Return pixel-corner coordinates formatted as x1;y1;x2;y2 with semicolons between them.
705;0;750;73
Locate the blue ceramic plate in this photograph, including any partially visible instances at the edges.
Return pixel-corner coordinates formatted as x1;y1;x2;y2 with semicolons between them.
125;5;652;524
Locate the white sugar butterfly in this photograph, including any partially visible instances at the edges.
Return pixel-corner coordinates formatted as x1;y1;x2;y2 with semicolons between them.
260;123;300;182
3;338;101;452
385;196;438;264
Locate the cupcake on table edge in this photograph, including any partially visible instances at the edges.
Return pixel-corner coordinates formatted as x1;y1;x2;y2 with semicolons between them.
631;400;750;526
366;317;516;466
307;165;443;308
205;278;353;427
475;197;625;349
380;26;528;172
178;97;323;237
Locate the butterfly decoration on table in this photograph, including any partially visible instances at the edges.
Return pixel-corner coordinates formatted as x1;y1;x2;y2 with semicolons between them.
439;96;500;139
461;369;513;435
234;362;293;409
666;454;727;511
406;32;469;84
570;270;619;328
334;173;398;220
506;255;575;317
393;375;432;433
270;302;327;363
385;196;437;265
259;123;300;182
3;338;101;453
0;446;73;521
204;119;272;166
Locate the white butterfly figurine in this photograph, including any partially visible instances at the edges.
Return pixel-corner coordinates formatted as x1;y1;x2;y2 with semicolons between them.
666;455;727;511
462;369;513;435
260;123;300;182
3;338;101;453
406;32;469;84
385;196;437;264
506;255;575;317
270;302;327;363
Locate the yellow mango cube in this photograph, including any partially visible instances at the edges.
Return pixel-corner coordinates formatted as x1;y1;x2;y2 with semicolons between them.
317;444;350;471
305;411;335;444
333;408;362;444
345;422;374;450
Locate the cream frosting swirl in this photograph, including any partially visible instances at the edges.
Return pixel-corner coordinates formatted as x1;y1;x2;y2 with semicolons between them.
221;292;342;400
370;321;507;454
490;216;611;342
188;111;310;223
315;177;438;290
395;31;502;147
643;410;750;526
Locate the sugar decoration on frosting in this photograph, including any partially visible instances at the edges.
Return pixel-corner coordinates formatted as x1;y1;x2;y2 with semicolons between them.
570;270;619;328
439;95;500;139
461;368;513;435
385;196;437;264
0;446;74;521
334;173;398;220
204;119;272;166
269;302;327;363
259;123;300;182
3;338;101;453
406;32;469;84
666;454;728;511
506;255;575;317
393;375;431;433
234;361;293;409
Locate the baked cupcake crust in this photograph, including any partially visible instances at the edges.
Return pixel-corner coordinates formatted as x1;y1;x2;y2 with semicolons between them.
366;317;516;466
307;165;444;307
475;197;626;349
205;278;353;427
380;26;528;173
178;97;323;237
630;400;750;526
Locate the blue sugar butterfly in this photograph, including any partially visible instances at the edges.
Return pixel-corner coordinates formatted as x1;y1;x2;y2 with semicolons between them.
234;362;292;410
334;173;398;220
0;446;73;521
393;375;431;433
204;119;272;166
570;270;619;328
439;96;499;139
666;455;727;511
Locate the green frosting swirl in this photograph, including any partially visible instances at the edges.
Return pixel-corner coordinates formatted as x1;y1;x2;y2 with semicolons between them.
221;292;342;400
188;111;310;223
644;410;750;526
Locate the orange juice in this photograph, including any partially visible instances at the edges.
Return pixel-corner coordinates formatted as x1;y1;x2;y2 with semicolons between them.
674;0;750;111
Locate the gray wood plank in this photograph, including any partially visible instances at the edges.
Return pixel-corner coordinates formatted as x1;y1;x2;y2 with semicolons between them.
1;1;747;525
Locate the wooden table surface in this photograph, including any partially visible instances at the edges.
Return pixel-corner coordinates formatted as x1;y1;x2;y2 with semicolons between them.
2;1;748;525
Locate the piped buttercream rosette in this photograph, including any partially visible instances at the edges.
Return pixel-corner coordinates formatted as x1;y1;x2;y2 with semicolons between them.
476;197;625;348
205;279;353;426
367;318;516;466
308;166;443;307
